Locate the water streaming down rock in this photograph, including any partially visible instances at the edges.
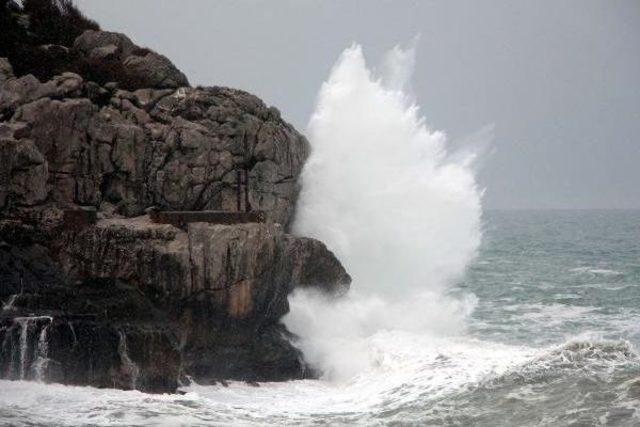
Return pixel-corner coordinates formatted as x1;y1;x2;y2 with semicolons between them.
17;318;29;380
0;316;53;381
32;320;52;382
117;330;140;390
0;311;182;391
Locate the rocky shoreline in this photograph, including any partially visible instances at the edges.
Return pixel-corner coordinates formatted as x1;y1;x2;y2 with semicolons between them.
0;2;349;393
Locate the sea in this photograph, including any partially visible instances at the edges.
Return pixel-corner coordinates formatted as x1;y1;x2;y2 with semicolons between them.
0;209;638;426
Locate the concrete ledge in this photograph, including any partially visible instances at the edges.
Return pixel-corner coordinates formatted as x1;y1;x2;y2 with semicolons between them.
62;208;97;229
149;210;265;226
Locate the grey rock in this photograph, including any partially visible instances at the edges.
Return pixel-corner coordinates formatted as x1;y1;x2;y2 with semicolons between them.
73;30;136;60
72;30;189;90
0;219;181;393
0;72;84;112
122;51;189;90
0;138;48;208
1;71;309;226
87;44;120;62
58;216;191;296
0;74;42;111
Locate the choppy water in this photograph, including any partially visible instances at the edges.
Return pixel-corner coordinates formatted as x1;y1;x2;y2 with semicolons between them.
0;209;638;426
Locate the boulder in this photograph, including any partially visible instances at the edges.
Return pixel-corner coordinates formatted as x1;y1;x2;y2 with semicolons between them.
122;51;190;90
73;30;136;60
73;30;189;90
0;72;84;112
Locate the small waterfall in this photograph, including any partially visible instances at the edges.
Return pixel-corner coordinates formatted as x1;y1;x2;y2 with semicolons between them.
17;318;30;380
117;330;140;390
32;320;52;382
0;316;53;381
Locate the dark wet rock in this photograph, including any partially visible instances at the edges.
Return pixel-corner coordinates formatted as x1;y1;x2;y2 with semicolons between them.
0;215;349;391
54;217;349;384
0;312;181;393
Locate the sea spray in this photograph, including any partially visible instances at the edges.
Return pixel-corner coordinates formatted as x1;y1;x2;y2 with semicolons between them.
285;44;483;380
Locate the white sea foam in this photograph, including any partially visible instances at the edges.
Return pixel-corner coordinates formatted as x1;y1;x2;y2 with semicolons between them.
285;43;484;380
504;303;596;326
569;267;624;276
0;337;536;426
0;336;635;426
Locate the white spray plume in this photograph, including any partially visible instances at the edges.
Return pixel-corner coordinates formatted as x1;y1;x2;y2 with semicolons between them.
284;44;484;381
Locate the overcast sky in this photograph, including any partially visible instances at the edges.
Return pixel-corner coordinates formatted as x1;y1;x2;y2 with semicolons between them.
76;0;640;209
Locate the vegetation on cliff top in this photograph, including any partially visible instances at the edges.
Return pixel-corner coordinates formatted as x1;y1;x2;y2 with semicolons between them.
1;0;99;80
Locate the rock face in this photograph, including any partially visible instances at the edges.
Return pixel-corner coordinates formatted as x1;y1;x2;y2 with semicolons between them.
0;52;308;227
54;218;349;384
59;218;348;309
0;22;350;392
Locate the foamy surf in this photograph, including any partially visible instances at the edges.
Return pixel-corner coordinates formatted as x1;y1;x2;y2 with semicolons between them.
0;337;637;426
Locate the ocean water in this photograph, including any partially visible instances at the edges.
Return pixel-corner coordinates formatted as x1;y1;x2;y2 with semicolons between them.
0;209;638;426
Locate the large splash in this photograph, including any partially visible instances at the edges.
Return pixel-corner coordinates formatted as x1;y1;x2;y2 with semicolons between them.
284;44;483;380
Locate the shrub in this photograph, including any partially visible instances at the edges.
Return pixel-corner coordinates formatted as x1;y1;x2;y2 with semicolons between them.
22;0;100;47
0;0;100;79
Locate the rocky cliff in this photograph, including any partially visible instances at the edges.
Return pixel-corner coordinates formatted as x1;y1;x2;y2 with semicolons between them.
0;2;349;392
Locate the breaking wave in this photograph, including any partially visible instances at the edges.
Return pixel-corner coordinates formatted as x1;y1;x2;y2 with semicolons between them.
286;43;483;380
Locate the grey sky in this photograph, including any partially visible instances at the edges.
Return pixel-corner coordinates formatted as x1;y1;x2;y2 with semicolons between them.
75;0;640;209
